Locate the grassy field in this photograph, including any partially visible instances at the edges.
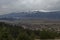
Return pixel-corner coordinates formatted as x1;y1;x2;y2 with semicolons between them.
0;19;60;24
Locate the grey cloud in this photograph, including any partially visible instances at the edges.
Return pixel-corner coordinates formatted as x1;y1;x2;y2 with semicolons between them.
0;0;60;14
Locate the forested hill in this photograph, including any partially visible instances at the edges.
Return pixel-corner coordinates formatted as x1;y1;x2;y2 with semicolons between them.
0;22;60;40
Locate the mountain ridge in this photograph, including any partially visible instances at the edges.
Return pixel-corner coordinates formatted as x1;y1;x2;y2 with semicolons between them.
0;11;60;21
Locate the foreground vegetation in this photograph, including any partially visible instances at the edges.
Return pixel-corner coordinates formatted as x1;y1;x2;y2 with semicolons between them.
0;22;60;40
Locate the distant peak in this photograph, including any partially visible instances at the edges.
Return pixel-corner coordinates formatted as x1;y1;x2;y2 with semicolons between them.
39;10;50;12
31;10;50;12
31;10;60;12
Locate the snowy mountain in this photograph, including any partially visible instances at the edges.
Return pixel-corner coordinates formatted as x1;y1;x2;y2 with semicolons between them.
0;11;60;21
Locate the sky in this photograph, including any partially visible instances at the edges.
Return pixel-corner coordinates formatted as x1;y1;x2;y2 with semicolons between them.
0;0;60;15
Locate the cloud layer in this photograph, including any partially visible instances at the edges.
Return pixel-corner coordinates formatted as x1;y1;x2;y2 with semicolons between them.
0;0;60;14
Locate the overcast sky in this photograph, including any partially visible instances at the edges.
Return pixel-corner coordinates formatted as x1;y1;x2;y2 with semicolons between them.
0;0;60;15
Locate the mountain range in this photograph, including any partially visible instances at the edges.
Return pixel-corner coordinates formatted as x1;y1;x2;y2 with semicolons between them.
0;11;60;21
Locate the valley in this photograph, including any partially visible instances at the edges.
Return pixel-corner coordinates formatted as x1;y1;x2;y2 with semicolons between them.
0;11;60;39
0;19;60;32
